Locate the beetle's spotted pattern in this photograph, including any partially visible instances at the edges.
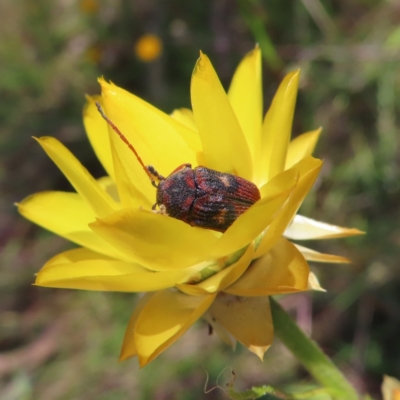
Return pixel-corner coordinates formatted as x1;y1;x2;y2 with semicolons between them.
155;164;260;232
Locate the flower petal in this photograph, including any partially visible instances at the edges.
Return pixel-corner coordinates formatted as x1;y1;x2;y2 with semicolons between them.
226;238;309;297
177;243;255;295
228;47;262;171
381;375;400;400
120;293;153;361
260;70;300;185
83;95;115;180
109;141;154;209
35;248;194;291
211;168;299;258
208;294;273;360
90;208;219;271
191;52;253;180
101;80;201;160
285;128;322;169
284;215;364;240
308;272;326;292
134;289;216;366
97;176;120;202
254;156;323;258
203;312;236;348
35;136;119;217
100;79;201;208
170;108;198;132
295;244;351;264
17;191;126;259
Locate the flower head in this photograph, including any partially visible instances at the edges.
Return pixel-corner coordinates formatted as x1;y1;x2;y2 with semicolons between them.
134;34;163;62
18;48;362;367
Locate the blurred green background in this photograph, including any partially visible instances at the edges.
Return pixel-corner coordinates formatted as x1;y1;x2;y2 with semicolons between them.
1;0;399;399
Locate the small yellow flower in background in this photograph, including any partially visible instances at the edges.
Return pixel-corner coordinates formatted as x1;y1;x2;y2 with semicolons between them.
79;0;99;14
382;375;400;400
134;34;163;62
18;48;362;367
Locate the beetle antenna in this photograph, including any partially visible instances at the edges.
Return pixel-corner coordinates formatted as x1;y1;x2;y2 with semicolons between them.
95;102;157;187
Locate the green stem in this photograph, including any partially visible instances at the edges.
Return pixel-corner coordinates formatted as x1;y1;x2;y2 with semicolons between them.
270;297;359;400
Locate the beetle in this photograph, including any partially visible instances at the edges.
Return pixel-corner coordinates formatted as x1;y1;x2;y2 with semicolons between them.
96;102;261;232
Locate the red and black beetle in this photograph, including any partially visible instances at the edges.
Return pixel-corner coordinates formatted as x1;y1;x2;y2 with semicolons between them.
96;103;261;232
148;163;260;232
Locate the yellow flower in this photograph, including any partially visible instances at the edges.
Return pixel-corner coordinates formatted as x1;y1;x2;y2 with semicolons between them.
18;48;362;367
382;375;400;400
134;34;163;63
79;0;99;14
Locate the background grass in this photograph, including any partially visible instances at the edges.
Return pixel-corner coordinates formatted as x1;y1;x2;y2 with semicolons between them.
1;0;399;399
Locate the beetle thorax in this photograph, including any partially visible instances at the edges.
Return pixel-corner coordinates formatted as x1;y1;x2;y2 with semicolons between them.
157;166;196;223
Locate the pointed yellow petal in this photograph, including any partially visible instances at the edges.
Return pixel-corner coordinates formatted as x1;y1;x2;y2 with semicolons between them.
285;128;322;169
295;244;351;264
120;293;154;361
260;70;300;184
83;95;115;180
97;176;120;202
90;208;218;271
307;272;326;292
35;248;194;291
134;289;216;366
203;311;236;348
41;247;108;266
382;375;400;400
228;47;262;169
177;243;255;295
101;80;201;159
285;215;364;240
35;136;118;217
226;238;309;296
170;108;198;132
208;294;273;360
109;142;154;209
97;85;153;209
17;191;126;259
211;168;299;258
255;156;323;258
191;52;253;179
100;80;201;208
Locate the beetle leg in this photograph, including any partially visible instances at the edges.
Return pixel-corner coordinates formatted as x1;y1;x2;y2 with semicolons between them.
159;204;168;215
147;165;165;187
151;203;168;216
